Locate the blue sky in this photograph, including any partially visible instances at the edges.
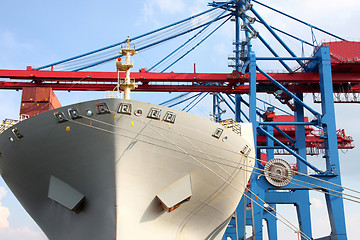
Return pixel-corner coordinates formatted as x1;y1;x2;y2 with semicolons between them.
0;0;360;239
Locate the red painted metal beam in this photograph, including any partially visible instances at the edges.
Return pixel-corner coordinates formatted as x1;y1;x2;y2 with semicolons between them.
1;81;358;94
1;69;360;83
0;82;235;92
0;68;360;93
0;69;236;83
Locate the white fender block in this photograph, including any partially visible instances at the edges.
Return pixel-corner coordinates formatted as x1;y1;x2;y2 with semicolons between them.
156;174;192;212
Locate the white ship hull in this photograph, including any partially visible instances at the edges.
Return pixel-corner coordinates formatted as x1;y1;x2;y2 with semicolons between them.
0;98;255;239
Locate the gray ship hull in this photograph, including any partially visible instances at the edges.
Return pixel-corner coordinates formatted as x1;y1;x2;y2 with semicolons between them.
0;98;255;240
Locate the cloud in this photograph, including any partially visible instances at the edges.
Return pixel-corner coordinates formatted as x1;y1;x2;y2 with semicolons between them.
0;31;33;50
0;226;47;240
0;30;35;69
137;1;159;27
0;186;47;239
345;202;360;239
154;0;185;14
138;0;186;26
140;1;155;22
0;187;10;231
0;204;10;230
0;187;6;200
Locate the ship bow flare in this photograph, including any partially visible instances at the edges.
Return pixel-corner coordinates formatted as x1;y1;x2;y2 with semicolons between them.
0;98;254;240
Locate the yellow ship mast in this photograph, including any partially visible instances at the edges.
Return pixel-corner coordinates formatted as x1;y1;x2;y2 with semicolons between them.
116;37;138;100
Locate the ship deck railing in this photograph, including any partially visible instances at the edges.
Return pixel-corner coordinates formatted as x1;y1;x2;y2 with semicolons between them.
0;114;29;134
220;119;241;135
0;119;18;134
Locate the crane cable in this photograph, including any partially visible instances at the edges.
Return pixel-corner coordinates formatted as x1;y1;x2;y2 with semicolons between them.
69;109;360;203
62;111;358;238
145;119;311;240
45;8;228;71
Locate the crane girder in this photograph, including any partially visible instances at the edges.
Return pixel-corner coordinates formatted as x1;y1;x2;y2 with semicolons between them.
0;68;359;93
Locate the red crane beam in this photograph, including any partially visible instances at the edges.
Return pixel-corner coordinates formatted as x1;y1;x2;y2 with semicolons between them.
1;82;359;94
0;68;360;83
0;82;234;92
0;68;360;93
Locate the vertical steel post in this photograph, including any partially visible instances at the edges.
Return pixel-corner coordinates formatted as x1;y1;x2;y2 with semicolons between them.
264;122;277;240
235;1;241;71
249;52;257;131
234;1;242;123
316;46;347;239
234;2;244;238
248;51;264;240
213;93;218;122
294;93;313;240
236;197;246;239
235;95;242;122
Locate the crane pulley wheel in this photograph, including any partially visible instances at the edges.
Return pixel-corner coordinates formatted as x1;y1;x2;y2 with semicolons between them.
264;158;293;187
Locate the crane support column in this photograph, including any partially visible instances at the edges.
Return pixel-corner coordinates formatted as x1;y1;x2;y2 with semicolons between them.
316;46;347;239
294;93;313;240
234;1;243;123
248;51;265;239
264;116;278;240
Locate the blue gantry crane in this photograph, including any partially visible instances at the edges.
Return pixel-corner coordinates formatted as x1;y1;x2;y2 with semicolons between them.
210;1;349;239
158;1;354;239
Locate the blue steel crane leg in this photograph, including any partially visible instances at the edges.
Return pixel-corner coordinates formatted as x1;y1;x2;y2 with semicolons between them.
236;51;260;240
264;124;278;240
250;165;264;240
266;124;274;162
316;46;347;239
228;94;249;122
248;51;264;239
235;95;242;122
235;196;246;240
233;2;246;233
294;93;313;240
234;1;241;71
234;1;242;124
249;52;258;132
213;94;217;122
222;216;237;240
